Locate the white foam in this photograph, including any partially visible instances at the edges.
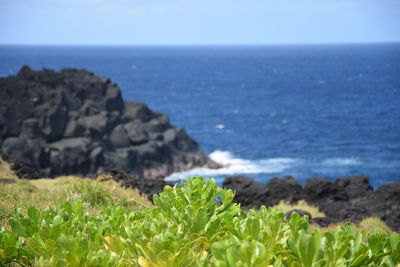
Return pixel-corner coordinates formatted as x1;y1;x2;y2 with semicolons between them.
165;150;300;181
215;124;225;129
322;157;361;166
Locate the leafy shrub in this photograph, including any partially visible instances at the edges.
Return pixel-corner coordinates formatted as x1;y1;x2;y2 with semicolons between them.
1;177;399;266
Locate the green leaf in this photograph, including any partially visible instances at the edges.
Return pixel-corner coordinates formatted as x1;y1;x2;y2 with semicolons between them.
5;246;18;258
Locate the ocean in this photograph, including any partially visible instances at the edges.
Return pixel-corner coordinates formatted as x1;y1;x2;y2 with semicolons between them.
1;44;399;187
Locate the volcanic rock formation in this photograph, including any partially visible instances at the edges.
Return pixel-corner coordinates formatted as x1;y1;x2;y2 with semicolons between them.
0;66;219;178
223;175;400;232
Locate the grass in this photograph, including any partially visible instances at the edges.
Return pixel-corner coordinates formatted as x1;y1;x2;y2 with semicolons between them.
358;217;393;234
275;199;325;218
0;175;152;229
276;200;396;234
0;157;17;180
2;177;398;266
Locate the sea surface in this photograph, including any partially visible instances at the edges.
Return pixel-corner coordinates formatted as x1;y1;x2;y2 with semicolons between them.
1;44;399;187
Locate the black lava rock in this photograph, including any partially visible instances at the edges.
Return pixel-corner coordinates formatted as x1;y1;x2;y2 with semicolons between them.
223;175;400;232
223;175;303;209
285;209;312;222
0;153;40;179
0;66;220;179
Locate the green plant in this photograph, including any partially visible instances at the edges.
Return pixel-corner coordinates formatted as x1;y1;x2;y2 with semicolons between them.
1;177;399;266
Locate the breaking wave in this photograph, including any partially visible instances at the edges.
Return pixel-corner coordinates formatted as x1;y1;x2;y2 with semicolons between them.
165;151;380;182
165;150;300;181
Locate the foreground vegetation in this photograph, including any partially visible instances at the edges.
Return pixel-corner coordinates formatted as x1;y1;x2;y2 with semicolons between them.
1;176;399;266
0;176;152;230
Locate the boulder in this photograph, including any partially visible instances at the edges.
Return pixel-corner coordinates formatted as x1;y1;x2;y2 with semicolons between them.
263;176;303;205
285;209;312;222
124;122;149;145
0;66;220;178
49;138;93;176
312;217;339;227
363;183;400;232
304;178;348;204
109;125;130;148
122;101;154;123
223;175;303;209
223;176;267;209
335;175;372;199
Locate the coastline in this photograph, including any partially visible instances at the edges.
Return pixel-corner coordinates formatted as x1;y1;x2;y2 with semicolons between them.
2;151;399;232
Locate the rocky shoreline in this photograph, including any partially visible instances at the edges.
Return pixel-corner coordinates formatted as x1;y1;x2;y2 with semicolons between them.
0;66;219;179
2;146;400;232
1;66;399;232
223;175;400;232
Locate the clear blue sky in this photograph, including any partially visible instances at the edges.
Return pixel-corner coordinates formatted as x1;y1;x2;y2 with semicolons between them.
1;0;399;45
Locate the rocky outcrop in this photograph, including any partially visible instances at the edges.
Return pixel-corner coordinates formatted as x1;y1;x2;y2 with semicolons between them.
0;66;219;178
223;175;400;232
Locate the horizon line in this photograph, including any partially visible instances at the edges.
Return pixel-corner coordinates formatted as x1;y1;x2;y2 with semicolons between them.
1;41;400;47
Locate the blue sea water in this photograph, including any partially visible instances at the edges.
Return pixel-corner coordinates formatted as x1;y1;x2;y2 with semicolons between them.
1;44;399;187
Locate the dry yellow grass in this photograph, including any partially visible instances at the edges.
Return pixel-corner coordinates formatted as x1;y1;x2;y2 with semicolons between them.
0;176;153;228
0;157;17;180
358;217;393;234
275;199;393;234
275;199;325;218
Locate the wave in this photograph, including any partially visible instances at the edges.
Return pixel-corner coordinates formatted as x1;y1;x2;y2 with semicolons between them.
164;151;380;182
165;150;300;181
322;157;361;166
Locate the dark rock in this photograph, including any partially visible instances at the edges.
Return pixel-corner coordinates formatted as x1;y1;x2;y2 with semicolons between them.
64;119;85;137
303;175;375;224
363;183;400;232
21;119;43;139
223;175;400;232
0;67;220;178
124;122;149;145
285;209;312;222
223;175;303;209
0;153;40;179
223;176;267;209
0;178;16;184
312;217;339;227
17;65;36;80
48;138;92;176
304;178;348;204
104;85;123;112
106;148;139;173
107;169;171;201
42;104;69;142
109;125;130;148
170;128;199;152
122;101;154;123
335;175;373;199
264;176;303;205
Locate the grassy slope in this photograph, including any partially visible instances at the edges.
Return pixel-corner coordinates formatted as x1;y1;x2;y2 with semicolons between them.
0;157;152;228
0;157;393;234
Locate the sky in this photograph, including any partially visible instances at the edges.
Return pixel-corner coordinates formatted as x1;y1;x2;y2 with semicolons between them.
0;0;399;45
